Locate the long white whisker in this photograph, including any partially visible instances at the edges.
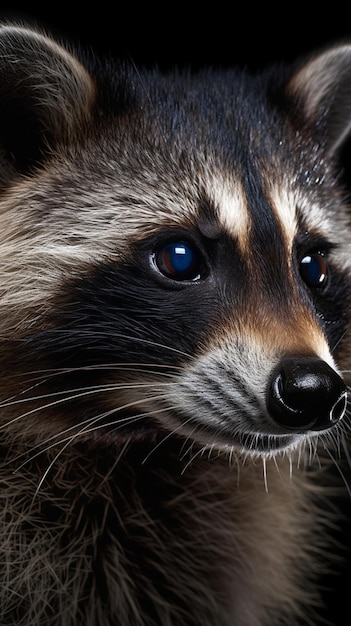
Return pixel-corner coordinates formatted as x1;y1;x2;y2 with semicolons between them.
0;374;178;409
14;392;177;471
24;411;150;483
262;456;269;492
16;362;183;383
181;444;209;475
41;331;193;360
330;329;349;355
0;357;183;413
323;437;351;499
141;412;197;464
179;437;198;462
0;380;178;430
12;411;114;471
34;437;73;495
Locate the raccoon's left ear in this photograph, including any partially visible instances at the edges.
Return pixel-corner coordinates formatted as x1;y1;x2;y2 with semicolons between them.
287;44;351;156
0;24;96;184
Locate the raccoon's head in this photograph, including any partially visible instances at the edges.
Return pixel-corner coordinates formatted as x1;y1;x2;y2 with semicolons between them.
0;25;350;458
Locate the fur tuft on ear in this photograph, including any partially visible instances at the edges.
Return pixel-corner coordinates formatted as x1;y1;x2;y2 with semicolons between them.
287;44;351;156
0;24;96;183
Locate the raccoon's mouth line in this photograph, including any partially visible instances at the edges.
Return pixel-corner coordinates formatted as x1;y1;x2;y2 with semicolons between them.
235;431;302;455
148;407;304;456
202;427;302;455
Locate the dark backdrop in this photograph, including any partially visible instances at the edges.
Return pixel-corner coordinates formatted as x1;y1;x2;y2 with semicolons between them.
1;3;350;70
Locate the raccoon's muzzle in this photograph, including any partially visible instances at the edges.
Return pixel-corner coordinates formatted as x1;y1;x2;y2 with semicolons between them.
267;356;347;432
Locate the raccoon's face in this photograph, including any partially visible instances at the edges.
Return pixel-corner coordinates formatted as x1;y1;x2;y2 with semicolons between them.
0;26;350;457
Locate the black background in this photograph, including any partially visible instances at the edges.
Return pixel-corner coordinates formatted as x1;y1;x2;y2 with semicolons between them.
1;3;351;71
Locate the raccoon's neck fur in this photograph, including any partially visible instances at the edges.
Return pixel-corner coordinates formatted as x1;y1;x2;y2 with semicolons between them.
0;23;350;626
0;438;332;626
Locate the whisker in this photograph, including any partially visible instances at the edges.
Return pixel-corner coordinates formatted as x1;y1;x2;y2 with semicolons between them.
141;414;199;465
324;439;351;500
179;436;203;463
330;329;349;355
35;436;73;495
272;454;281;478
0;380;178;431
34;399;190;490
262;457;269;492
339;431;351;470
141;424;180;464
12;413;108;471
305;436;319;466
38;331;193;361
22;411;149;484
0;363;180;407
17;361;183;383
14;392;178;472
181;444;210;474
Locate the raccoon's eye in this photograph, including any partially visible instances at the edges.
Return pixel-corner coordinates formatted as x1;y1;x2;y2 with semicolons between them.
153;241;204;281
300;252;328;288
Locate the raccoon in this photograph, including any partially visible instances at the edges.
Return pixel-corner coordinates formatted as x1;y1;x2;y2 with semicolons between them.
0;23;350;626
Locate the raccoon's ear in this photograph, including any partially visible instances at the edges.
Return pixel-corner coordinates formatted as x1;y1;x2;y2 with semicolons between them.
0;24;95;185
287;44;351;156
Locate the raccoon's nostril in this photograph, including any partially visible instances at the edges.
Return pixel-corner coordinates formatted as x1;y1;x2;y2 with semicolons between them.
266;357;347;432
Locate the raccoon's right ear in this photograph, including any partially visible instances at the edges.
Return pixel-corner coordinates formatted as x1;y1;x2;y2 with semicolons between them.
287;44;351;157
0;24;95;185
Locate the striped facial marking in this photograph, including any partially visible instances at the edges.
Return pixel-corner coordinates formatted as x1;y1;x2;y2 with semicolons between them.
268;185;336;246
201;172;337;367
206;165;296;261
267;186;298;249
204;177;252;253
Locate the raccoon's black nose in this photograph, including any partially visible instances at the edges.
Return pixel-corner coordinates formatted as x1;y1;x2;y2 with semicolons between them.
267;357;347;432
